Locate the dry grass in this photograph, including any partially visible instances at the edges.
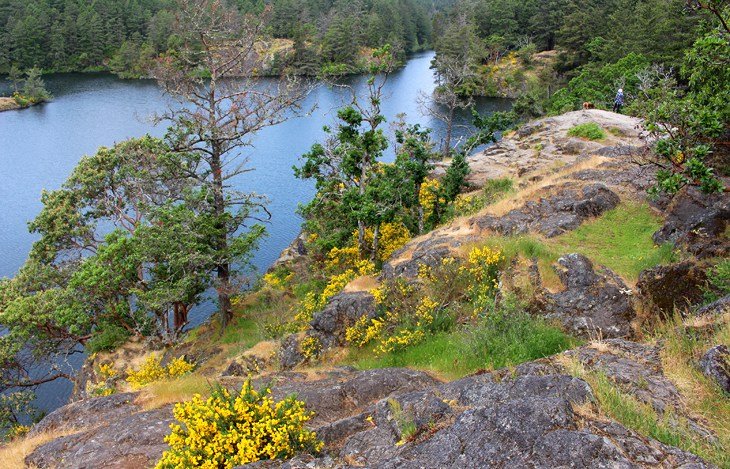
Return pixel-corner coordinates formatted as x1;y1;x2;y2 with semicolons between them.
658;313;730;452
0;97;21;112
481;156;609;218
0;427;80;469
136;373;215;410
344;275;380;293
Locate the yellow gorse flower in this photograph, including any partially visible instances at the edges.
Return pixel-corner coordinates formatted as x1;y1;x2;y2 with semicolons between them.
155;381;322;469
126;355;195;389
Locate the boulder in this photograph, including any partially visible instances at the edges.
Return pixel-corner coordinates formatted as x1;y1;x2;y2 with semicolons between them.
695;295;730;316
637;261;708;316
653;187;729;258
309;291;376;349
544;254;635;338
699;345;730;394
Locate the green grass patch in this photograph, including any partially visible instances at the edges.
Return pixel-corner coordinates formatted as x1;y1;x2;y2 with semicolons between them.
567;122;606;141
482;178;515;204
218;316;264;347
347;308;578;380
550;202;675;282
570;362;729;468
479;202;675;285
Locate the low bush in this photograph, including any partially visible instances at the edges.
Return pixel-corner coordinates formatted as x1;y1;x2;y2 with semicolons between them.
86;324;131;354
704;259;730;303
155;381;322;469
126;355;195;389
346;246;505;357
567;122;606;141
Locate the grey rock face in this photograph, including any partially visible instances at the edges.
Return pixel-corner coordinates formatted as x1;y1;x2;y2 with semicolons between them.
472;183;620;238
27;403;173;469
29;392;139;437
653;187;729;259
566;339;682;413
544;253;635;338
695;295;730;316
637;261;708;316
279;333;305;370
699;345;730;394
28;350;717;469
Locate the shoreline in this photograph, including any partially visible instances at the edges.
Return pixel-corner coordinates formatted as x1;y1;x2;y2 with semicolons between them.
0;96;22;112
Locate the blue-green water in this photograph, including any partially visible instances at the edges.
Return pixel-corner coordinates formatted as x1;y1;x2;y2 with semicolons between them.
0;51;512;414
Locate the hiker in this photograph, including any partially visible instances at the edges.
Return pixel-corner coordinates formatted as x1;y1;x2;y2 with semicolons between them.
612;88;625;113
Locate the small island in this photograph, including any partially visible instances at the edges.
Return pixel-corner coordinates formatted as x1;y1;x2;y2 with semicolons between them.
0;67;51;112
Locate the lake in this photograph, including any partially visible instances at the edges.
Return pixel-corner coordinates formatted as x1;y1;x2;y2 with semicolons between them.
0;51;512;415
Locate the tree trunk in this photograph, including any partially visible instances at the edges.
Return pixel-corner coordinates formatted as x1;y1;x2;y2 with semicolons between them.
443;106;455;159
416;182;424;234
370;224;380;263
357;148;370;259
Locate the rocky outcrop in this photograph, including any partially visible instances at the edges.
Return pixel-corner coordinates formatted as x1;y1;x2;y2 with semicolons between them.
26;393;173;469
695;295;730;316
434;109;646;187
472;183;620;238
543;254;635;338
279;333;306;370
637;261;708;316
29;392;140;437
653;187;729;259
564;340;684;414
28;340;722;469
699;345;730;394
238;345;712;469
270;232;308;270
29;408;174;469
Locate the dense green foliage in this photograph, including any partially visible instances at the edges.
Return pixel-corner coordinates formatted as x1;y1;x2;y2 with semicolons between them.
7;66;52;106
0;0;433;76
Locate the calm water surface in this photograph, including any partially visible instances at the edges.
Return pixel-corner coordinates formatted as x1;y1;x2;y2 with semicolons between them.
0;51;511;414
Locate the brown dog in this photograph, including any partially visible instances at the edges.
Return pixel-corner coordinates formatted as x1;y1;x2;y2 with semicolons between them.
582;102;594;109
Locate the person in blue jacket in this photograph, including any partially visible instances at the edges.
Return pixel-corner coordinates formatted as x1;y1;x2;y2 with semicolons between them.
612;88;625;113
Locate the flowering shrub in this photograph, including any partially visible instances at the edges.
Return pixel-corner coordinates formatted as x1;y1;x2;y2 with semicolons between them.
419;178;446;218
262;268;294;290
6;424;30;440
375;328;426;354
463;246;504;311
155;382;322;469
364;222;411;263
345;315;385;346
325;222;410;270
85;361;120;396
346;245;505;356
126;355;195;389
